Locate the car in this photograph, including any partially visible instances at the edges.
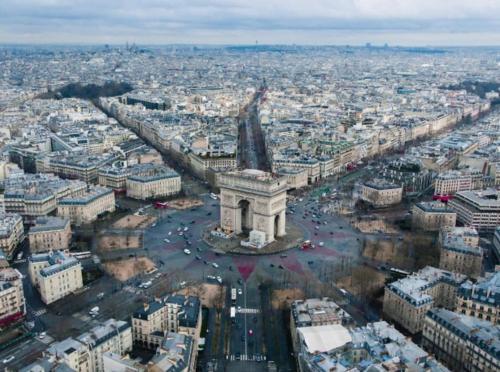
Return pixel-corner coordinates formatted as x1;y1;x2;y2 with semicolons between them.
190;220;195;224
203;260;208;265
238;288;243;295
168;231;172;235
237;279;243;285
278;265;284;269
280;254;287;258
212;262;219;268
319;241;324;247
207;212;212;216
228;265;233;271
235;352;241;360
270;263;275;268
253;316;257;323
248;329;253;335
216;276;222;284
237;306;242;312
164;238;170;243
2;356;15;364
195;255;201;260
38;331;46;339
183;249;191;255
308;260;314;265
241;335;245;342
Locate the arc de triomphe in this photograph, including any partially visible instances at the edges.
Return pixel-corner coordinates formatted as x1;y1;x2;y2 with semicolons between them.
219;169;287;243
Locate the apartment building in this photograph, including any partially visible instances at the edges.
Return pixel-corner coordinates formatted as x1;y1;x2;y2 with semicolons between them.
0;266;26;328
43;319;132;372
28;217;72;253
412;201;456;231
448;189;500;232
57;186;115;226
361;179;403;208
0;213;24;259
98;166;129;190
457;271;499;325
439;227;483;279
272;157;320;184
296;320;449;372
383;266;467;334
36;151;116;183
3;174;86;220
28;250;83;304
434;169;484;195
126;164;181;200
131;295;201;350
188;152;237;180
290;298;352;353
422;308;499;372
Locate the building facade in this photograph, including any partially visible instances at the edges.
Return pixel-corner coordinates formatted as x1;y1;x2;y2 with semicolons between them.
457;271;499;325
361;179;403;208
28;217;72;253
0;267;26;328
422;308;499;372
126;164;181;200
383;266;467;334
44;319;132;372
0;213;24;259
439;227;483;279
57;186;115;226
28;250;83;304
448;189;500;232
412;201;456;231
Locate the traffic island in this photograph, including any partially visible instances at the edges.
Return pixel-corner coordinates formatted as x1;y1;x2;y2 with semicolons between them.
203;221;304;255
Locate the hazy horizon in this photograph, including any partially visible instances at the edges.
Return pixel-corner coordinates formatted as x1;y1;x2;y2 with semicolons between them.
1;1;499;46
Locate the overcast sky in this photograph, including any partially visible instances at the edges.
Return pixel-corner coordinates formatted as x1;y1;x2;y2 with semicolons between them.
1;0;499;46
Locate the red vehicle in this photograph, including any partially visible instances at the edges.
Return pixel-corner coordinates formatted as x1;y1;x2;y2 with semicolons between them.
432;194;454;203
301;240;312;250
154;201;169;209
346;163;357;171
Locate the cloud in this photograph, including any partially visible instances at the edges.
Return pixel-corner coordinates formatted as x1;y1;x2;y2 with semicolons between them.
0;0;499;45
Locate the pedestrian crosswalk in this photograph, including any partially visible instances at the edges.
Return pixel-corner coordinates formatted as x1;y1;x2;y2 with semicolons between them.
227;354;266;362
237;308;260;314
32;308;47;316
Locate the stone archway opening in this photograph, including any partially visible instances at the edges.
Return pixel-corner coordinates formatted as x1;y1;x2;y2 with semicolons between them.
238;199;251;234
274;214;280;238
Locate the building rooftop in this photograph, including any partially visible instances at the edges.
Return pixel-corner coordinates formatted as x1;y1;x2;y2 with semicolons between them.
459;271;500;307
415;201;455;213
0;213;22;238
291;298;352;327
29;217;70;233
29;250;80;278
440;226;481;256
387;266;467;307
299;321;450;372
58;186;112;205
149;332;193;372
364;178;401;190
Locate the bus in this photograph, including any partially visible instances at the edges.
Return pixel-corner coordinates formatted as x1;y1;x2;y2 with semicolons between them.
231;288;237;304
70;251;92;260
230;307;236;319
